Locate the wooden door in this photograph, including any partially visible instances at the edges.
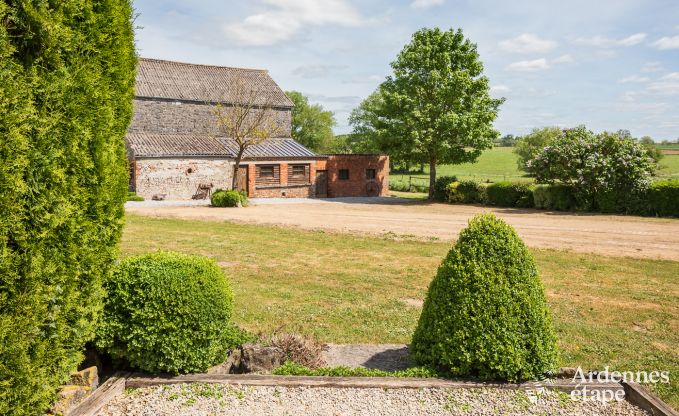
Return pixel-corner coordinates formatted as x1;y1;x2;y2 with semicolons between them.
236;166;248;194
315;170;327;198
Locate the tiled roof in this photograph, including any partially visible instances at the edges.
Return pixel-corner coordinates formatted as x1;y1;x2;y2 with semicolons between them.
135;58;294;108
127;133;316;159
219;138;317;159
127;132;232;157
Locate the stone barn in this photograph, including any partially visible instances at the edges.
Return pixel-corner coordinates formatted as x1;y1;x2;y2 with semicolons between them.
126;58;389;200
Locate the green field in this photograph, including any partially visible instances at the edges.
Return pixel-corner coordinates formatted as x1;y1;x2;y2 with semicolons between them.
122;215;679;406
391;147;679;188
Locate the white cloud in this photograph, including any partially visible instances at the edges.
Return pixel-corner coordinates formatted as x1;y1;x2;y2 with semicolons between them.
411;0;445;9
224;0;366;46
619;75;650;83
506;58;550;72
651;35;679;50
490;85;511;95
648;72;679;96
641;62;664;73
498;34;558;54
292;64;348;78
574;32;647;47
552;54;574;64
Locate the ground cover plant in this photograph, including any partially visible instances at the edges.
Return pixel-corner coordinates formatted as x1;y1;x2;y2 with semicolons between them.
0;1;135;414
122;215;679;406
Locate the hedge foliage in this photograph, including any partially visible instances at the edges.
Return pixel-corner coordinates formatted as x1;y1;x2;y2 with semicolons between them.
0;1;135;414
438;179;678;218
485;182;534;208
411;214;558;381
211;189;249;207
96;252;243;374
647;180;679;217
432;176;457;201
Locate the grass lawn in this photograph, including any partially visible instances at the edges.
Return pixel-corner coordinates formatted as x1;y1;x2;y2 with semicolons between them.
122;214;679;406
390;147;679;189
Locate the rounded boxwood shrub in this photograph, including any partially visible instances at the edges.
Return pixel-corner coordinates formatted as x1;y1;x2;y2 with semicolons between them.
411;214;558;382
211;189;248;207
96;252;239;374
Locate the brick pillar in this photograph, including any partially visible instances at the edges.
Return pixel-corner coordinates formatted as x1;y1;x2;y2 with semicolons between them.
280;162;288;186
247;164;256;198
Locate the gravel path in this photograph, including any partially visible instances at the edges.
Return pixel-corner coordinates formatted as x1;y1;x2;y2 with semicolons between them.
100;383;648;416
126;199;679;260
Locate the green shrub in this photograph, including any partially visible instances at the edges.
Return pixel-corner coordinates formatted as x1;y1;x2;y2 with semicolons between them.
530;127;655;210
648;180;679;217
458;180;482;203
411;214;558;381
96;252;242;374
485;182;534;207
433;176;457;201
127;192;144;202
0;2;135;413
532;184;576;211
211;189;249;207
445;182;464;203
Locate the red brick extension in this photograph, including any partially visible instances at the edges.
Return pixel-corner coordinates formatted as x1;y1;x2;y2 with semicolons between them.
243;154;389;198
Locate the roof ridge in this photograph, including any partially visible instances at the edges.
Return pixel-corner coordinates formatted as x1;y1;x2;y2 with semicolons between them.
138;57;269;73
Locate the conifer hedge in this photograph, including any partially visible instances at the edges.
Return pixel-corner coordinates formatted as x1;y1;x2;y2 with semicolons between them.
0;1;135;414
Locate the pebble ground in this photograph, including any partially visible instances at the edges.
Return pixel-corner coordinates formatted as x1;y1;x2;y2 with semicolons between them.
100;383;649;416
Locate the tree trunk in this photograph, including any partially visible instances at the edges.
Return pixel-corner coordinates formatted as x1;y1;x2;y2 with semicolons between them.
232;148;245;190
428;157;437;200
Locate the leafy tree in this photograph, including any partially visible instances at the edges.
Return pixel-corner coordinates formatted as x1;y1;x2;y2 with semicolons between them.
286;91;336;152
358;28;503;199
513;127;562;174
496;134;517;147
638;135;663;162
530;126;656;210
214;76;284;189
0;1;135;413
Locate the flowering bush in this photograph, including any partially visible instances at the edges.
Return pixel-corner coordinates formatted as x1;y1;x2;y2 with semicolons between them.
529;127;656;210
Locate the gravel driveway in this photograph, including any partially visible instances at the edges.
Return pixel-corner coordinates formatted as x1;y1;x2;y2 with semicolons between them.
126;198;679;260
100;383;648;416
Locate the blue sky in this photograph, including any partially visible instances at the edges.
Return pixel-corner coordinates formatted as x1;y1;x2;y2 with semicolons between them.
133;0;679;140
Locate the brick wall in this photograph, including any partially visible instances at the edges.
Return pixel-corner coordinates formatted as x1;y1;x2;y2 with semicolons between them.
129;98;292;136
241;160;318;198
133;157;234;200
325;155;389;198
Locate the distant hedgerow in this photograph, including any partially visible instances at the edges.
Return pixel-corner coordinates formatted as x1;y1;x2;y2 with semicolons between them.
0;1;136;414
411;214;558;382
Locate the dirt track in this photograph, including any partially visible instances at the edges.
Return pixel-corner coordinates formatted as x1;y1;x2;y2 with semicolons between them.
127;200;679;260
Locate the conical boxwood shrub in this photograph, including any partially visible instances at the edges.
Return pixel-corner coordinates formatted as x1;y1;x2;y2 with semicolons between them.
411;214;557;381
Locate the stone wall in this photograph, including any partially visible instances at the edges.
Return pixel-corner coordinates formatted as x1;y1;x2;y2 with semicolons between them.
133;157;234;200
129;98;292;136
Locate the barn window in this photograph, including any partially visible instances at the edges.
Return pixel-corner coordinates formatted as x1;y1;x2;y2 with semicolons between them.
291;165;306;177
366;169;376;180
260;165;275;178
339;169;349;180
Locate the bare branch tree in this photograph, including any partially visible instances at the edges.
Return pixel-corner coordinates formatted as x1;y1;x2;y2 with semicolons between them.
213;75;283;189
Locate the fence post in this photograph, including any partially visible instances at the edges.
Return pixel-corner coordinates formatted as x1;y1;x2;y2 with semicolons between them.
409;175;412;192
